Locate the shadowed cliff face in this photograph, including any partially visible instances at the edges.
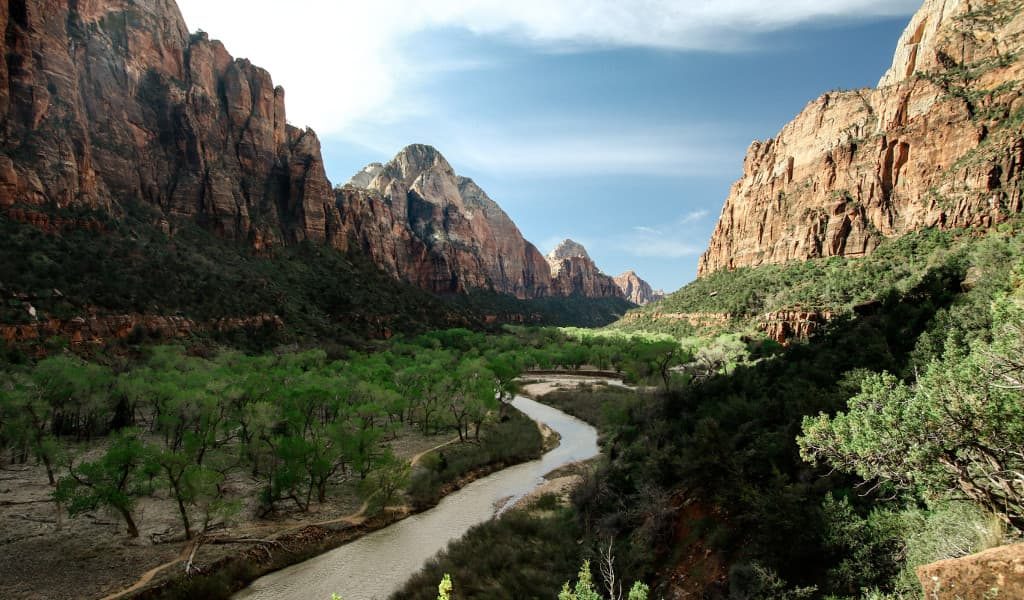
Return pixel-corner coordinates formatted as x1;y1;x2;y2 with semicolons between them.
0;1;626;302
699;0;1024;276
338;145;554;299
0;0;334;247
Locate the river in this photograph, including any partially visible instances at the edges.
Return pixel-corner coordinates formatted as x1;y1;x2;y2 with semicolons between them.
232;394;599;600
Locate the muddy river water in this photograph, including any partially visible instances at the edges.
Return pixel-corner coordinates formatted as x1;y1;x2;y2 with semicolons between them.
233;394;599;600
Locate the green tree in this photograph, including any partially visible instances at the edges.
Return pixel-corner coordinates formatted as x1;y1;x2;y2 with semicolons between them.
55;429;155;537
799;294;1024;531
437;573;452;600
559;560;648;600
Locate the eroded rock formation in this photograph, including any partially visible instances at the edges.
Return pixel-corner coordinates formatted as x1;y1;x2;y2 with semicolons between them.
699;0;1024;275
546;239;625;299
0;0;333;247
0;1;628;304
340;145;554;298
614;271;664;305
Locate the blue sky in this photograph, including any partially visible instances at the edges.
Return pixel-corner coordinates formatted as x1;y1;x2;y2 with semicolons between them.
176;1;919;292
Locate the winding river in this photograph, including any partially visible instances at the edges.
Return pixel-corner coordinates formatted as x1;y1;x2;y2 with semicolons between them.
233;394;599;600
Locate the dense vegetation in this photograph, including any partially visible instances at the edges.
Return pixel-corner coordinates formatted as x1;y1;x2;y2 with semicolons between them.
0;326;687;545
1;209;631;354
396;223;1024;599
7;205;1024;598
573;224;1024;598
614;227;981;336
0;208;466;348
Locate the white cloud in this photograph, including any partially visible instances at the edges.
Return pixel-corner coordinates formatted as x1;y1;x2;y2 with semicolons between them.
175;1;917;134
679;209;710;225
335;117;745;177
612;210;714;258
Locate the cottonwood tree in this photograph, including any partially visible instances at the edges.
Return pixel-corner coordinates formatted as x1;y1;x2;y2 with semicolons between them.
55;429;156;537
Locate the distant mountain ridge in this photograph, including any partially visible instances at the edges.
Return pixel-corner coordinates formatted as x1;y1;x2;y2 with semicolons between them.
613;271;664;305
699;0;1024;275
344;158;628;301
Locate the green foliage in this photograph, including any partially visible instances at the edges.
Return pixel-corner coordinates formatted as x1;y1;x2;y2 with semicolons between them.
407;409;543;509
564;226;1024;597
799;289;1024;530
613;226;985;337
558;561;648;600
392;508;582;599
437;574;452;600
54;428;156;537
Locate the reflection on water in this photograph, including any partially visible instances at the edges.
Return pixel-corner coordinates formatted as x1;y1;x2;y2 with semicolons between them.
233;396;599;600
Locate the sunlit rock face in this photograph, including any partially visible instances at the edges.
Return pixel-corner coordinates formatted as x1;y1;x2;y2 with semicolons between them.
0;0;337;247
545;240;625;299
0;1;619;301
341;144;554;298
699;0;1024;276
613;271;663;305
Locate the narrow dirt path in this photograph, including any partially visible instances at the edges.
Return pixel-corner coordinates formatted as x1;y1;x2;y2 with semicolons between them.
99;540;196;600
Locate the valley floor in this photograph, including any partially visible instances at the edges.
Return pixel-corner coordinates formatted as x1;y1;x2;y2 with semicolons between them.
0;429;455;600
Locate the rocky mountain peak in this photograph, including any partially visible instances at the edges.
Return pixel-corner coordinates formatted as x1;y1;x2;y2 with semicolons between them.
547;239;591;262
613;271;664;305
390;144;455;184
348;163;384;189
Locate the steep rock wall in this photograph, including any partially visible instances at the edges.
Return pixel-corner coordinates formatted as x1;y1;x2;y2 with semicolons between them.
700;0;1024;275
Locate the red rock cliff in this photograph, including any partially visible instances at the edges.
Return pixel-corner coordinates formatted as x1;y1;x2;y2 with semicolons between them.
338;145;554;298
699;0;1024;276
614;270;663;305
0;0;333;246
0;1;620;302
546;239;625;299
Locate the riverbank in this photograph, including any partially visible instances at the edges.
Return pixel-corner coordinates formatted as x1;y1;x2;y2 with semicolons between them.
0;410;540;600
232;395;600;600
128;408;544;600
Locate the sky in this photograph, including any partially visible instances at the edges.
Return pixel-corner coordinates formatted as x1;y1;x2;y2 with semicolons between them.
175;1;920;292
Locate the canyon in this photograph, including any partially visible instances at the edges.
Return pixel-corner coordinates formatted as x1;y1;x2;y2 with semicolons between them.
0;0;629;307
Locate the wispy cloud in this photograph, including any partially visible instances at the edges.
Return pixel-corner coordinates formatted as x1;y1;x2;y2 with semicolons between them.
612;210;712;258
176;1;917;134
678;209;710;225
335;118;745;177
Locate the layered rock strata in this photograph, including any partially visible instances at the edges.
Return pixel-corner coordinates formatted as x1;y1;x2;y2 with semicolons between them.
699;0;1024;275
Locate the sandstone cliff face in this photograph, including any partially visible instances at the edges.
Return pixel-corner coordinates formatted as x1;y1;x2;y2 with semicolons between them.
614;271;664;305
917;543;1024;599
546;239;625;299
0;0;333;247
340;145;553;298
699;0;1024;275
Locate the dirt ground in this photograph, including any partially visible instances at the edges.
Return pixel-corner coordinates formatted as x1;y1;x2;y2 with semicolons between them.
518;374;632;399
1;375;612;600
0;429;454;600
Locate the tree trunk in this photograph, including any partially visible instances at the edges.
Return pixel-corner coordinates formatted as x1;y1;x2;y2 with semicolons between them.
118;506;139;538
